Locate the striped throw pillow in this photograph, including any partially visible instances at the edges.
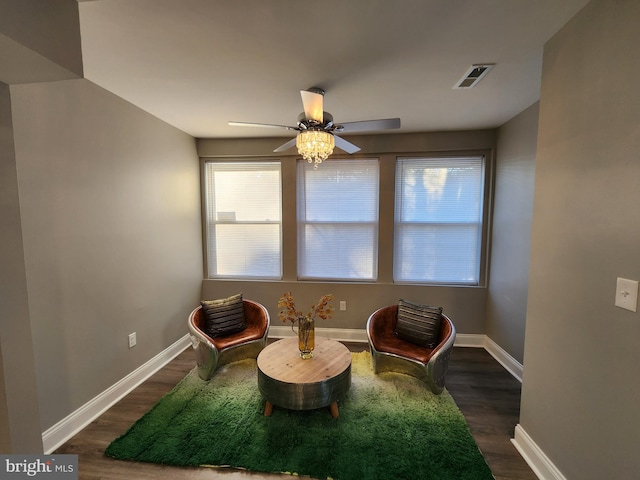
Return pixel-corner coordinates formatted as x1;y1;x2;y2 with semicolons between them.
201;293;246;338
395;299;443;348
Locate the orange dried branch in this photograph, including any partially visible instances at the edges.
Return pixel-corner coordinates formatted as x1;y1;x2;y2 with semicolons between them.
277;292;334;324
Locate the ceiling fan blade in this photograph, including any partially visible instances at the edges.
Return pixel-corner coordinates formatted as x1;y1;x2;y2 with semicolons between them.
337;118;401;133
273;137;297;153
229;121;297;131
334;135;361;154
300;90;324;123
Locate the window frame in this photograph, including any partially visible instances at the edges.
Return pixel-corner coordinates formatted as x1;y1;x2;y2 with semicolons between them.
203;160;283;280
296;157;380;282
392;154;489;286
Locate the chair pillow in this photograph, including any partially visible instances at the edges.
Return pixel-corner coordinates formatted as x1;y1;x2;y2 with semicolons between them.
395;299;443;348
201;293;246;338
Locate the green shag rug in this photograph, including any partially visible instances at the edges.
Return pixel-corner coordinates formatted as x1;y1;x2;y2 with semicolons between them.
106;352;493;480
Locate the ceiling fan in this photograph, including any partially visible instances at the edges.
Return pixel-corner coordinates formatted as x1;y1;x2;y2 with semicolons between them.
229;87;400;167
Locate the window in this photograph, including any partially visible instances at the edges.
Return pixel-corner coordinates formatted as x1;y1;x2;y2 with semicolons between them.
204;162;282;279
297;158;379;281
394;156;485;285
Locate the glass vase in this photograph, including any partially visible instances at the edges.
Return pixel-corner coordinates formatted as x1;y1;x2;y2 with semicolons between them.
298;316;315;359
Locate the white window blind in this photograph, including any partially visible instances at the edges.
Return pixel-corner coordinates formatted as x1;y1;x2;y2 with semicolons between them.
394;156;484;284
205;162;282;279
297;158;379;281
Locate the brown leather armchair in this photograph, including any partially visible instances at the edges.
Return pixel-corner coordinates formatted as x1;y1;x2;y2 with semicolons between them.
188;299;270;380
366;305;455;394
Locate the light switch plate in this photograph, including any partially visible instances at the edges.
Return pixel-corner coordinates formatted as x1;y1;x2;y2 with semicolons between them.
615;278;638;312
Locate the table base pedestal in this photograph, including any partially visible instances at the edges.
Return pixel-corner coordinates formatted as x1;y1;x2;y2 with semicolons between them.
263;400;340;419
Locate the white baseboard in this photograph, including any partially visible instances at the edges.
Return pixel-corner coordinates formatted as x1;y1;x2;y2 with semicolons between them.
512;425;567;480
453;333;486;348
484;336;523;382
268;325;369;343
42;334;191;454
269;326;487;349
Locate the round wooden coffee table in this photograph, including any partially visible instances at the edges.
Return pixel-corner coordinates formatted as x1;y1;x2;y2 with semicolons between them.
257;337;351;418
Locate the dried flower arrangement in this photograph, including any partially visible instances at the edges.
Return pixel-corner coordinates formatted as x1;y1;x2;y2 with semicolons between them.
277;292;335;330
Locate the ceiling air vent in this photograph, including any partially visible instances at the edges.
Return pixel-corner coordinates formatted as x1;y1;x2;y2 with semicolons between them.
453;64;495;89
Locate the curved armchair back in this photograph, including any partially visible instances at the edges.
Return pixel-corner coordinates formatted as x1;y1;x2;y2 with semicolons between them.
188;299;270;380
366;305;455;394
189;300;269;348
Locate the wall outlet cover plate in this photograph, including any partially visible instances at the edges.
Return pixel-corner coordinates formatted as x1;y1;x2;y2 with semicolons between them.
615;278;638;312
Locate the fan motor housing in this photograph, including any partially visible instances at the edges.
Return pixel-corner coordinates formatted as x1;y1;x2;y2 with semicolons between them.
297;111;334;129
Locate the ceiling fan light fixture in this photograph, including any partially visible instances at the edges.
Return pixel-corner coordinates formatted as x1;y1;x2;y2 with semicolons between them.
296;130;334;168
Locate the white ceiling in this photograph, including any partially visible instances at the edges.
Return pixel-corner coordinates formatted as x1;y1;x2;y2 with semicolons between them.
78;0;589;139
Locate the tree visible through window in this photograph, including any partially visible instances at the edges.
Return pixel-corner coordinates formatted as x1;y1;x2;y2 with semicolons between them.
394;156;484;284
204;162;282;279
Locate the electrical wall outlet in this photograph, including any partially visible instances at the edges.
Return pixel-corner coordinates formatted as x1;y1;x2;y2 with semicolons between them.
339;301;347;311
128;332;137;348
615;278;638;312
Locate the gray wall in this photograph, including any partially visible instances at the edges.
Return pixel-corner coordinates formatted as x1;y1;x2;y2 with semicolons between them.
198;130;496;335
9;78;203;431
487;102;538;363
0;0;83;454
520;0;640;478
1;0;204;444
202;280;488;334
0;82;43;452
0;0;82;83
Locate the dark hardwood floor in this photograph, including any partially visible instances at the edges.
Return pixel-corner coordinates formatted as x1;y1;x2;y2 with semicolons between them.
55;344;537;480
446;348;537;480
